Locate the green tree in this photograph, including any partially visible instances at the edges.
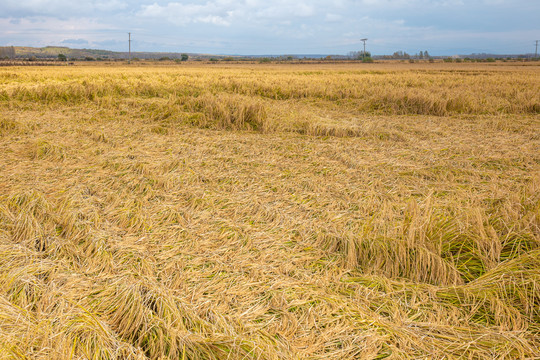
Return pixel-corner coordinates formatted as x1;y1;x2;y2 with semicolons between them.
57;54;67;61
181;53;189;61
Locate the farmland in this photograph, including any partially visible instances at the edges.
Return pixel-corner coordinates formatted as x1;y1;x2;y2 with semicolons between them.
0;62;539;359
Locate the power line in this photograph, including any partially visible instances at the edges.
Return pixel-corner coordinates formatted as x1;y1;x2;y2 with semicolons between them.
535;40;539;59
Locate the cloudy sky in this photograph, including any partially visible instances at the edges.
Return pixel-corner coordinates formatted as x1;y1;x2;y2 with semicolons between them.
1;0;538;55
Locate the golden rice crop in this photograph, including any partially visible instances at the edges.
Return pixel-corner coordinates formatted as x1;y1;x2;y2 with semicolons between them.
0;62;539;359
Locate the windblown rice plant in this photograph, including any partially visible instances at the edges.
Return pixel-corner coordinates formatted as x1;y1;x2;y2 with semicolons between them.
0;62;539;359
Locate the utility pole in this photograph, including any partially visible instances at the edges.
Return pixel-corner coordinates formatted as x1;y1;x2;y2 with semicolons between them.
360;38;368;61
128;32;132;64
535;40;539;59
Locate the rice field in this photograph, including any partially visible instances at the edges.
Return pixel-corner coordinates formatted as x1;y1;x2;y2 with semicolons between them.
0;62;539;359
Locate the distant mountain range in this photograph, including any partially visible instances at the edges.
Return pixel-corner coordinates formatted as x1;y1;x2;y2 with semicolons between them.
3;46;320;60
1;46;537;61
5;46;201;60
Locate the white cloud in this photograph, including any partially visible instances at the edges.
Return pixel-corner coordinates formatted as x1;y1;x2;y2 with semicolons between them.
94;0;128;11
325;13;343;22
0;0;538;54
137;1;317;26
258;2;315;18
0;0;128;17
137;2;231;26
198;15;230;26
0;16;119;47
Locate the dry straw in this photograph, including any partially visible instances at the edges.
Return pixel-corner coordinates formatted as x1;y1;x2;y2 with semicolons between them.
0;62;539;359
